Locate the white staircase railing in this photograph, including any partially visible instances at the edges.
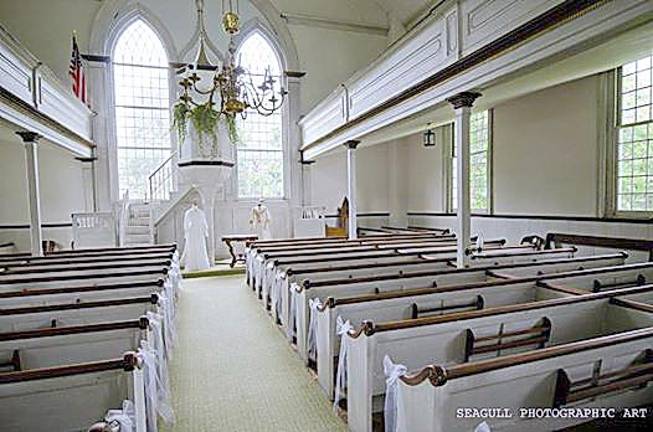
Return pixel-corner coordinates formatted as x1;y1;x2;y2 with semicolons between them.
148;151;178;202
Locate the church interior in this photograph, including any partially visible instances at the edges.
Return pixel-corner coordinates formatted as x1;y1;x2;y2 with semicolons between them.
1;0;653;431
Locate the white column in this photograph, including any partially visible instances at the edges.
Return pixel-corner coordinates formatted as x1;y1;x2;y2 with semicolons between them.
17;132;43;256
447;92;481;268
300;157;314;207
345;140;360;240
285;72;305;236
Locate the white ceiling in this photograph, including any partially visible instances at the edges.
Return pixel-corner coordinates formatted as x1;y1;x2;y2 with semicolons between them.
372;0;434;27
270;0;437;30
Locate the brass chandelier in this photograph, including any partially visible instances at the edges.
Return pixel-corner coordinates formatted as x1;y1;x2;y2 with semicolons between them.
175;0;287;120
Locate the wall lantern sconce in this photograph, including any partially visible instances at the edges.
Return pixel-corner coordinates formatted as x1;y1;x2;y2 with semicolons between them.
423;126;436;147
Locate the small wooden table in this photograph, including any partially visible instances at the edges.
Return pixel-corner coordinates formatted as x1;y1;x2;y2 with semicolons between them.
222;234;258;267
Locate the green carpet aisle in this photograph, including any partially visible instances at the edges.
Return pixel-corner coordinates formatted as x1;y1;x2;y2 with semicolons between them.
163;275;348;431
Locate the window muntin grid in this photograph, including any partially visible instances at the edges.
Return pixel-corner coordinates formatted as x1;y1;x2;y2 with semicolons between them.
451;111;490;211
617;54;653;212
113;19;171;199
236;32;284;199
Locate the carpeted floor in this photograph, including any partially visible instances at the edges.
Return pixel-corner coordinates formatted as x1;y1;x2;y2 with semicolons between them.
163;275;347;432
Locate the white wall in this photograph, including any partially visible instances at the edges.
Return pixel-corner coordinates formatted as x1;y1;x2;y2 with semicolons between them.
310;141;396;214
492;75;601;216
0;136;87;251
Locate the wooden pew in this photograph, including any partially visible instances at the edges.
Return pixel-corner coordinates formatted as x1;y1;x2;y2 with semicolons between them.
270;246;575;330
0;294;159;332
270;241;517;339
312;254;627;398
249;235;460;293
0;279;165;307
0;244;177;266
0;352;148;432
0;258;172;277
290;254;631;362
343;286;653;432
256;239;509;303
396;326;653;432
0;317;149;370
246;232;449;286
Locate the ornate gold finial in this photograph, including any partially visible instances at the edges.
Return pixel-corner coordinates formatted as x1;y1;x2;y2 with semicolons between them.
222;11;240;34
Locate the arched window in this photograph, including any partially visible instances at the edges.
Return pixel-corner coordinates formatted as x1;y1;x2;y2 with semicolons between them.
112;19;171;198
236;32;284;199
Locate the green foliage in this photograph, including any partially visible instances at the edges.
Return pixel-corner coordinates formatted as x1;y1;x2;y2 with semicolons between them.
225;114;240;144
171;102;240;157
172;102;191;144
189;103;220;152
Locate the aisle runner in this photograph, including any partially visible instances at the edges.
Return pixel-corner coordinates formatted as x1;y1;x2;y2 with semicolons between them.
163;275;347;431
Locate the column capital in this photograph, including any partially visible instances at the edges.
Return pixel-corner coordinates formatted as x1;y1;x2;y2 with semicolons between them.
75;156;98;163
446;91;482;109
344;140;360;150
16;131;42;143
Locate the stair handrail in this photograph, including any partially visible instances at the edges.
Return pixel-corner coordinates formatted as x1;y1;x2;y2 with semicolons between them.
148;151;178;201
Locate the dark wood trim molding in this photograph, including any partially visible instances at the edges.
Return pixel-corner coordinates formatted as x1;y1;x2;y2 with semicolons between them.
304;0;608;150
284;70;307;78
177;159;235;168
406;211;653;224
81;54;111;63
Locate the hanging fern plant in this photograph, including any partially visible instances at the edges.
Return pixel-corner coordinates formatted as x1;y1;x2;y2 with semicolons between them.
172;101;191;144
224;113;240;145
171;101;240;157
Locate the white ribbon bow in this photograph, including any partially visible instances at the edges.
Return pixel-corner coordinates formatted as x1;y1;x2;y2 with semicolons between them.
105;399;135;432
333;316;354;409
139;341;175;431
307;298;323;361
383;355;408;432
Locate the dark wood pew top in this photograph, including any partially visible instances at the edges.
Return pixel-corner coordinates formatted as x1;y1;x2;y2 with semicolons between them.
0;268;167;285
0;252;173;269
354;284;653;337
0;245;176;264
286;246;575;277
264;239;505;260
0;317;149;341
273;240;508;266
315;254;626;310
400;326;653;387
0;294;158;315
0;352;138;384
0;259;171;276
0;279;164;299
255;234;456;253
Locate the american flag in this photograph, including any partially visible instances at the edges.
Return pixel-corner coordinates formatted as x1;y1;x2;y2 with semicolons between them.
69;32;87;105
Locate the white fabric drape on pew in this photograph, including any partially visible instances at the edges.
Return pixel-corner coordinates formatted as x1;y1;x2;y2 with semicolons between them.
307;298;322;361
383;355;407;432
333;316;353;409
105;399;136;432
